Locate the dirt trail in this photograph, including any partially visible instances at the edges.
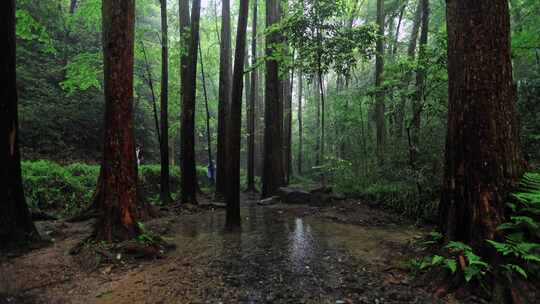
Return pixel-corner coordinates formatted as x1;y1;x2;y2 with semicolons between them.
1;198;432;304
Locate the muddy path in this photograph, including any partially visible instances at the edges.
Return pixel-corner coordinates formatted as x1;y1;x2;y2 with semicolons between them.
1;198;433;304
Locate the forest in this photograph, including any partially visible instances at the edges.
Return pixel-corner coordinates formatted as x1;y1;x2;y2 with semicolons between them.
1;0;539;303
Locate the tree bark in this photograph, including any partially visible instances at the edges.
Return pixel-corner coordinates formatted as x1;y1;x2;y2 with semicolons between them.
69;0;78;14
216;0;233;200
180;0;201;205
283;61;293;185
297;69;303;175
440;0;523;253
262;0;284;197
95;0;139;242
159;0;172;204
314;79;321;167
410;0;429;167
199;46;214;178
0;0;39;249
246;0;258;192
177;0;189;185
140;40;161;145
226;0;249;229
396;0;422;140
375;0;386;167
318;72;325;178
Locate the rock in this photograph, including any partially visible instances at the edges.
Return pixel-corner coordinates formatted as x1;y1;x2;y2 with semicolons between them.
258;196;280;206
277;187;312;204
310;192;333;206
309;186;335;205
309;186;333;195
331;193;347;201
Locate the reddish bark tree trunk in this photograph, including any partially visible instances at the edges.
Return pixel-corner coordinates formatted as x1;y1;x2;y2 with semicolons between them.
262;0;284;198
180;0;201;205
440;0;523;252
95;0;139;242
0;0;39;249
216;0;233;200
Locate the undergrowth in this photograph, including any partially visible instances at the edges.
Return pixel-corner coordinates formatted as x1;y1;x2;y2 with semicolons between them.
22;160;210;217
409;172;540;291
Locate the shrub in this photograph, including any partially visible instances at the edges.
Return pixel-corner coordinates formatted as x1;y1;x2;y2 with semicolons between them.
22;160;214;216
22;160;98;216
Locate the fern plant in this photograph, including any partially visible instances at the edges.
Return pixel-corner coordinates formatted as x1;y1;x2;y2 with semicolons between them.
487;172;540;280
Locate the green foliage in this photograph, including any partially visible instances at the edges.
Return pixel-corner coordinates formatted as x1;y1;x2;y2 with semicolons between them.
16;9;56;54
61;52;103;94
445;241;491;282
408;254;456;276
410;240;490;283
22;160;213;216
486;172;540;280
22;160;99;216
278;0;377;77
135;222;163;246
419;231;443;247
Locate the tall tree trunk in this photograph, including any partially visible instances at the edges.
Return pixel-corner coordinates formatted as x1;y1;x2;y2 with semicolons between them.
199;46;214;177
396;0;422;139
0;0;39;249
216;0;233;200
314;79;321;166
177;0;189;176
440;0;523;254
283;60;293;185
226;0;249;229
159;0;172;204
69;0;78;14
180;0;201;205
262;0;284;197
318;72;325;179
392;1;406;56
95;0;139;242
375;0;386;166
297;69;303;175
246;0;258;192
409;0;429;168
140;41;161;147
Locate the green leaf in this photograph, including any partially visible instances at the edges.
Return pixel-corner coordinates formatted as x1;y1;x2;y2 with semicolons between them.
502;264;528;279
431;255;444;266
445;259;457;274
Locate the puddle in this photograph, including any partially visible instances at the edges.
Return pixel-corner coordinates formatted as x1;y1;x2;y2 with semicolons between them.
161;206;421;302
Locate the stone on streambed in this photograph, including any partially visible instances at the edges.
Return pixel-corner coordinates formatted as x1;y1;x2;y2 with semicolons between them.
309;186;334;206
278;187;313;205
258;196;280;206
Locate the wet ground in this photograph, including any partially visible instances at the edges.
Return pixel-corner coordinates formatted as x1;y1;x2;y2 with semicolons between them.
1;198;433;303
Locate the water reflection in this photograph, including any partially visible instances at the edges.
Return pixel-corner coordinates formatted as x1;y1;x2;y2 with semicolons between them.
165;206;418;301
289;218;315;272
